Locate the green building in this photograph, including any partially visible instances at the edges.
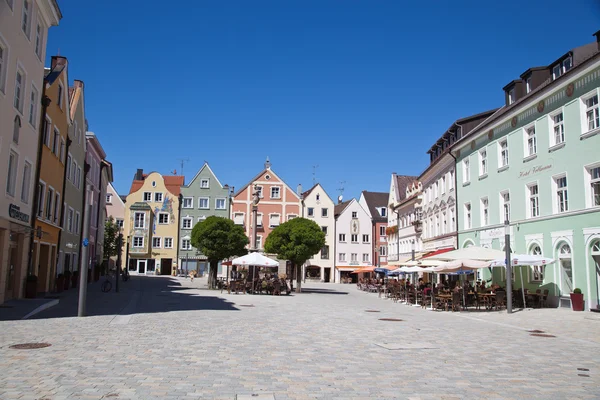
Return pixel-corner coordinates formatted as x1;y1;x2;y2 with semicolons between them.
453;32;600;310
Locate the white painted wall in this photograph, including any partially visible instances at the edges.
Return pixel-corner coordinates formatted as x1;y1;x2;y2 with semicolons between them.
302;184;335;281
334;199;373;282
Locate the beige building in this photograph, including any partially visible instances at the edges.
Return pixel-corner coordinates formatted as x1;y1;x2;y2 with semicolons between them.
123;170;182;275
0;0;61;302
105;182;125;269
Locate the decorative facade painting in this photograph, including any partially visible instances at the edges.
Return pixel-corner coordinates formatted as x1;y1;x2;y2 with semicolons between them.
153;195;175;234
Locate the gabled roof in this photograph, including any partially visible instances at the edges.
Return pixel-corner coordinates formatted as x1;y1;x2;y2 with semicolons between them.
129;173;185;196
44;64;65;86
301;183;318;198
361;191;389;222
185;162;225;188
233;166;300;200
394;174;419;202
108;183;126;208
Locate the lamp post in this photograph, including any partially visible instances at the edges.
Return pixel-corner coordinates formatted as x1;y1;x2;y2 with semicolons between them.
125;236;130;279
505;219;513;314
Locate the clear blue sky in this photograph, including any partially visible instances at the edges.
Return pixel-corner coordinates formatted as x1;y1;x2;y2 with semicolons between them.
47;0;600;200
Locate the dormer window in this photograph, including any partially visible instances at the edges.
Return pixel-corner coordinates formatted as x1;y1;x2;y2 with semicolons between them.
526;77;532;93
508;88;516;105
563;56;572;73
553;64;561;80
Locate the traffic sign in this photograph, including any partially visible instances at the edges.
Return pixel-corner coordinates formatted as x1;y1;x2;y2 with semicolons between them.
83;238;89;247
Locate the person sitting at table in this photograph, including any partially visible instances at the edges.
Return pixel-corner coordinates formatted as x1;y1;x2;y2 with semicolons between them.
423;283;432;296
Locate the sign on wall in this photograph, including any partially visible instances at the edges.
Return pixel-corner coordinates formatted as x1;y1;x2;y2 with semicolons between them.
518;162;553;179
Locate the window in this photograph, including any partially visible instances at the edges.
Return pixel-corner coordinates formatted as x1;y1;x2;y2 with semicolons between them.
526;126;537;157
479;149;487;176
441;176;446;194
37;183;45;216
75;212;80;234
106;194;113;204
552;112;565;145
181;238;191;250
182;197;193;208
133;237;144;248
362;253;369;262
553;64;561;80
351;234;358;243
59;138;65;163
154;192;163;202
585;94;599;132
380;226;386;236
198;216;206;223
351;253;358;262
200;179;209;188
76;167;81;189
53;192;59;223
321;245;329;260
255;236;262;249
14;70;23;112
67;208;73;232
256;213;263;226
198;197;209;209
449;170;454;190
22;0;31;37
441;212;447;235
463;158;470;183
434;181;439;198
379;246;387;256
270;186;280;199
182;217;192;229
152;237;161;248
321;226;327;235
464;203;471;229
21;161;31;203
351;211;357;218
530;245;544;282
116;219;124;229
269;214;280;228
307;207;314;217
52;128;59;154
526;77;532;93
158;213;169;224
12;115;20;144
528;184;539;218
143;192;152;201
7;151;18;196
0;42;6;93
339;233;346;242
233;212;244;225
322;208;328;217
339;253;346;262
499;139;509;168
563;57;572;73
66;155;71;180
164;237;173;248
215;198;226;209
34;23;43;59
29;86;38;126
362;234;369;243
555;175;568;213
590;166;600;206
57;84;63;109
508;88;515;104
134;212;145;228
501;191;510;223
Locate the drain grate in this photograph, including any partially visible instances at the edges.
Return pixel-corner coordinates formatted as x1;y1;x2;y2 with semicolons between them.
578;374;590;377
577;368;590;371
9;342;51;349
105;393;119;397
530;333;555;338
528;329;545;333
379;318;403;322
238;304;255;307
365;310;380;313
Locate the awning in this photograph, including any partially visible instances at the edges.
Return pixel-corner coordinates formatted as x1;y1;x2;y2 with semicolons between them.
388;252;428;266
349;266;376;274
423;247;455;258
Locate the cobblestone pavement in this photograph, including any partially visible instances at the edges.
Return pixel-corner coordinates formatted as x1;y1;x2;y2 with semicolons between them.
0;276;599;400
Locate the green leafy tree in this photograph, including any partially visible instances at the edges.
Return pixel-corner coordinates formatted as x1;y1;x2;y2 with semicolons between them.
103;216;120;265
191;216;249;289
264;217;325;293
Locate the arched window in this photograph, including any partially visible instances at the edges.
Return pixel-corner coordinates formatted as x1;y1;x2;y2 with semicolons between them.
557;243;573;295
13;115;21;144
529;244;543;282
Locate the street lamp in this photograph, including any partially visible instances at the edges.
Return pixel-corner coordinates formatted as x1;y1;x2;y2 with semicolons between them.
504;219;513;314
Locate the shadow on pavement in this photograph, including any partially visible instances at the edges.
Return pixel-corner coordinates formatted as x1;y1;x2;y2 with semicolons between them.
24;276;239;320
300;288;349;295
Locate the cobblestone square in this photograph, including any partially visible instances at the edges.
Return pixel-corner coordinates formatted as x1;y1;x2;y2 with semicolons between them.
1;276;599;399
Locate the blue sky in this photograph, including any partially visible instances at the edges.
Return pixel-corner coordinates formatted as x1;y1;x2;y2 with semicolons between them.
47;0;600;200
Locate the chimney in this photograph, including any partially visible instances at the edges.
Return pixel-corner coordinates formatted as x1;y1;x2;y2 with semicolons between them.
135;169;144;180
51;55;68;69
594;30;600;51
297;184;302;196
73;79;84;89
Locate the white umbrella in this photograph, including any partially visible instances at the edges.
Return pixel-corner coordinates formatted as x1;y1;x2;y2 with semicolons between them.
433;259;490;273
231;252;279;267
427;246;505;261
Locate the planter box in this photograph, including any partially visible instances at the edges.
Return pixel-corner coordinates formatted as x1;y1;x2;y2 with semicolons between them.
570;292;585;311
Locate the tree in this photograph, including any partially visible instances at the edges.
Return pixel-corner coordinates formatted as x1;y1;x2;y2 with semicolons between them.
191;216;249;289
103;216;120;265
264;217;325;293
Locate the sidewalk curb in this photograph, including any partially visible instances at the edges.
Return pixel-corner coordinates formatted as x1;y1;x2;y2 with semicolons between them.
21;299;59;320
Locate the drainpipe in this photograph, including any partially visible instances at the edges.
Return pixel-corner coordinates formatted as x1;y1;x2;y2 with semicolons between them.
176;193;183;276
27;93;52;276
76;162;90;272
55;136;72;275
93;161;107;276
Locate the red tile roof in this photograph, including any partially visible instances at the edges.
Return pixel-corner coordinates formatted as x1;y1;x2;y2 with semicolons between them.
129;174;184;196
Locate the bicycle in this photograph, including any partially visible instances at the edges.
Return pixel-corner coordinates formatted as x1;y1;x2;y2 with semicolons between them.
101;269;116;292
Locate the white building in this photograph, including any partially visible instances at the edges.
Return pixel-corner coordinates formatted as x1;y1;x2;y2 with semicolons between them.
334;198;373;283
392;182;424;263
386;173;418;263
301;183;335;282
0;0;61;303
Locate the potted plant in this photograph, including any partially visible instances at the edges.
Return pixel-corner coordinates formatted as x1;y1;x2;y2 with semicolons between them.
63;270;71;290
55;273;64;293
71;270;79;288
25;275;38;298
570;288;584;311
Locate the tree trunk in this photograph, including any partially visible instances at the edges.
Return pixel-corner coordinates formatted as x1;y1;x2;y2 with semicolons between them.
208;260;218;289
295;262;302;293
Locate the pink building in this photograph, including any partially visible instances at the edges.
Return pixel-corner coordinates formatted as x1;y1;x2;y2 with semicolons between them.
231;158;301;250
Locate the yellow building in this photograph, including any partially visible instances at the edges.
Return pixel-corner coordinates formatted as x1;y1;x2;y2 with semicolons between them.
123;170;183;275
32;56;70;293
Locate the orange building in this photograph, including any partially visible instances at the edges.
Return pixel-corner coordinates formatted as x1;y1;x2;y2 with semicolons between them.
32;56;70;293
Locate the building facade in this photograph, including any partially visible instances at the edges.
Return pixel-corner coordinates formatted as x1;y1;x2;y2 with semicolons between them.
386;174;418;263
0;0;61;302
391;181;424;264
334;198;373;283
179;163;230;276
58;78;86;277
358;191;389;267
124;170;183;275
32;56;70;293
301;183;335;282
455;32;600;310
105;182;125;270
231;158;300;251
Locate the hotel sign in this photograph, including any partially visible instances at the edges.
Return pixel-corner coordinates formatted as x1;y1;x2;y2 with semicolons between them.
518;163;552;179
8;204;30;223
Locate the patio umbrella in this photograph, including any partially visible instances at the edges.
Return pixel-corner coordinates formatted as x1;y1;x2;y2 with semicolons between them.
426;246;505;261
232;252;279;294
433;259;490;309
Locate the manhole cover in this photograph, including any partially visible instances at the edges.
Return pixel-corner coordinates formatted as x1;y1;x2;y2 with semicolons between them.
365;310;380;313
238;304;255;307
530;333;555;338
9;342;51;349
379;318;403;322
528;329;545;333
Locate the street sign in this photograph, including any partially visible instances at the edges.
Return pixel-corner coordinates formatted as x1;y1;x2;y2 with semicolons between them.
83;238;89;247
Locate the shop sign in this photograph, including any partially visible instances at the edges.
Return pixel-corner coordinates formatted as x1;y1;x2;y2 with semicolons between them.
8;204;29;223
518;163;552;179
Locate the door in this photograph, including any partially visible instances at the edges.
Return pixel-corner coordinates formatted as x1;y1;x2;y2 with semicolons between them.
558;243;573;297
4;246;18;300
324;267;331;283
138;260;146;274
161;258;172;275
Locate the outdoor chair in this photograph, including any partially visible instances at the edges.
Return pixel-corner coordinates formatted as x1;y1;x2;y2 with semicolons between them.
451;292;461;312
541;289;549;307
273;280;281;296
494;291;506;310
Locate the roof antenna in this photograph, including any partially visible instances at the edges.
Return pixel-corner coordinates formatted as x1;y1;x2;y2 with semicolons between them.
176;157;189;177
337;180;346;197
312;164;319;186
